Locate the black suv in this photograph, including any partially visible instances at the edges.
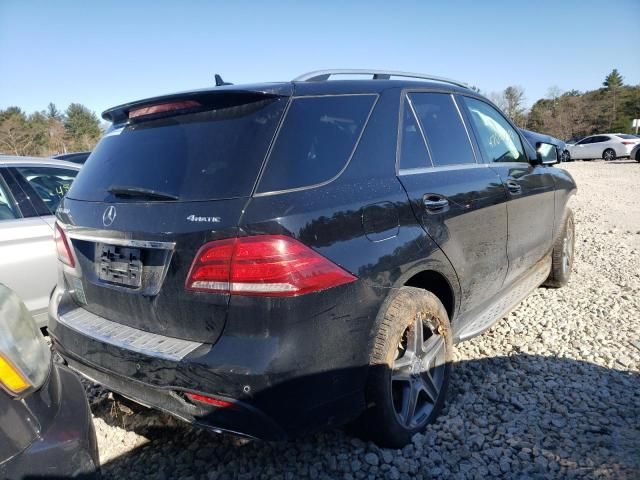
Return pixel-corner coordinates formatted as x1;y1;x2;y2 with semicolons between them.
49;70;576;447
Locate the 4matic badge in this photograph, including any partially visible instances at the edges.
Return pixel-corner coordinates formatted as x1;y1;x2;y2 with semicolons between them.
186;214;221;223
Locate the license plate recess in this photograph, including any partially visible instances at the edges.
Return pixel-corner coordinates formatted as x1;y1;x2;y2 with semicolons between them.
96;243;143;288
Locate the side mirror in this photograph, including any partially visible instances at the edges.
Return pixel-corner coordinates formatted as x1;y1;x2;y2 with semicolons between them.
535;142;558;165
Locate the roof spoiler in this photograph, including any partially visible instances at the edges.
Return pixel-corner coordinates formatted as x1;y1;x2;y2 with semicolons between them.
102;86;291;123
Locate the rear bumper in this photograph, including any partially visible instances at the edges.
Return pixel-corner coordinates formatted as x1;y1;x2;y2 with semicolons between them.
618;146;632;157
1;364;99;479
60;350;286;440
49;281;383;440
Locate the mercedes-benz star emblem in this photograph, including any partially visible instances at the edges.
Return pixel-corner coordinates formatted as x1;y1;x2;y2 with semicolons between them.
102;206;117;227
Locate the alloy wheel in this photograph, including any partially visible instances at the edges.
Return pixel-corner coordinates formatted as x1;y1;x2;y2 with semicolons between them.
391;313;446;429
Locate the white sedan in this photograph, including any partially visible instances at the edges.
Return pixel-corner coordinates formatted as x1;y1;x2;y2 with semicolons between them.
0;156;80;327
566;134;639;161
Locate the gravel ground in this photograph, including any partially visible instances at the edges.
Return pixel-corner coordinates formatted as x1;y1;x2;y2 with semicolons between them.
85;159;640;479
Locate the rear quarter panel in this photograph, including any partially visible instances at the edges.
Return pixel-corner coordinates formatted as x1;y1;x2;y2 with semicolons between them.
239;86;461;351
0;217;56;324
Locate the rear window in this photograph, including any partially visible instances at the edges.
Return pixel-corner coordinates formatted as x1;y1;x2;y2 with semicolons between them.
67;97;287;202
256;95;376;193
16;166;78;214
616;134;637;140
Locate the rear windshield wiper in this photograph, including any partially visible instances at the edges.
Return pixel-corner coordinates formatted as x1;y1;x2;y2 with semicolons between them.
108;186;179;201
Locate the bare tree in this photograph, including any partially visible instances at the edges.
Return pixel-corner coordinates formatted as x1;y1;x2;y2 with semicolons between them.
0;115;37;155
547;86;563;103
488;86;527;127
503;86;526;123
488;91;507;111
47;118;66;154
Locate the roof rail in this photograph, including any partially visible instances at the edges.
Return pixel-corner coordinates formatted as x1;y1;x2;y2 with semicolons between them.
293;69;470;89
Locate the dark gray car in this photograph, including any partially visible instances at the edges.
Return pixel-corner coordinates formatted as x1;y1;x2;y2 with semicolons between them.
0;283;98;479
520;129;570;162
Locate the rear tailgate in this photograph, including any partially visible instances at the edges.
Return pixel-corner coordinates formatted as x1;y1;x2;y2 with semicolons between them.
58;199;246;344
56;88;290;344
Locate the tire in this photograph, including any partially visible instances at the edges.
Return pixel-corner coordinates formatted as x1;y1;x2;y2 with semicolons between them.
561;150;571;162
360;287;453;448
635;151;640;163
544;209;575;288
603;148;616;161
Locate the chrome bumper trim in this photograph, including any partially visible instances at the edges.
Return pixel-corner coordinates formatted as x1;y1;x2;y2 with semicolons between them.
58;307;202;361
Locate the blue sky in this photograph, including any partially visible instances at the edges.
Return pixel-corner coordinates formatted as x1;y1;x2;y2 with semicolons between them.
1;0;639;118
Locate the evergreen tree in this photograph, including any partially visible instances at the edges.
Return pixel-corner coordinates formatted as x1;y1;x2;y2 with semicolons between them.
603;69;624;128
46;102;63;121
64;103;101;151
603;69;623;89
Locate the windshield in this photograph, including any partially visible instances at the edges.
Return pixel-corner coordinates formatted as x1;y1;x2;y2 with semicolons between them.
67;97;287;202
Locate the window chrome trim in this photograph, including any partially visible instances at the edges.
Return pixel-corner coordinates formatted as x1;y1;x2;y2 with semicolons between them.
63;226;176;250
398;163;492;176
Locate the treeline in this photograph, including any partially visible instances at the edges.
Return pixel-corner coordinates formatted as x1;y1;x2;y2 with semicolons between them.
0;103;102;156
1;69;638;157
488;69;640;140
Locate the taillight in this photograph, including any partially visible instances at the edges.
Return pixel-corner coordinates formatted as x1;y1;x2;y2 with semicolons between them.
185;235;356;296
622;141;635;145
185;392;233;408
54;222;75;267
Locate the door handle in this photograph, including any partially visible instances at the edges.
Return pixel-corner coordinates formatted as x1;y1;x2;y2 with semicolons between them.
506;180;522;194
423;195;449;212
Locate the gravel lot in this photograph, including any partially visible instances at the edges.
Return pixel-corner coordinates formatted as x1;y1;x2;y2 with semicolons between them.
85;160;640;479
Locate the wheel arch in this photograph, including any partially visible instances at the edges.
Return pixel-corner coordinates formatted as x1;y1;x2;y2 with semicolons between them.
365;244;462;362
367;264;460;361
403;270;456;322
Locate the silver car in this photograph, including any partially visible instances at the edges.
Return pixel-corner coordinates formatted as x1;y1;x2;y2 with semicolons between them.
0;156;80;327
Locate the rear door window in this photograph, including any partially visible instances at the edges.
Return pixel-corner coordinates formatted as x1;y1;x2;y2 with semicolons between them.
67;96;287;202
15;167;78;214
256;95;376;193
409;93;476;166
